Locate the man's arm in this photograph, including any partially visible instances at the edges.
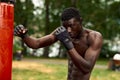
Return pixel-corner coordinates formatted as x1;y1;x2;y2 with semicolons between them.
14;24;57;49
22;34;57;49
68;32;103;73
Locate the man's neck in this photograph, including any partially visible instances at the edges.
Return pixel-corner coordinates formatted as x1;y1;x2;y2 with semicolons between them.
76;27;84;39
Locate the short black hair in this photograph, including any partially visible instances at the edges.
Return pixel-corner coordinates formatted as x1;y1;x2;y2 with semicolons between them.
61;7;81;21
1;0;8;2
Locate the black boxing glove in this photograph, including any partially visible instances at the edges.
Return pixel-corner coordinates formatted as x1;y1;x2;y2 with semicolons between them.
54;26;74;50
14;24;28;39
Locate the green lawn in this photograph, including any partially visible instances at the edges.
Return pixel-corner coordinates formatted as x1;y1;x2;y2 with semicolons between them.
12;64;67;80
12;58;120;80
91;68;120;80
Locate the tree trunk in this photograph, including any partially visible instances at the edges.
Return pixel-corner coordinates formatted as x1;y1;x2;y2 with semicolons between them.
21;0;29;56
71;0;77;8
42;0;50;58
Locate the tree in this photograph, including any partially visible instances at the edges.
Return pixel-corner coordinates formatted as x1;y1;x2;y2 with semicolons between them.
42;0;50;57
14;0;35;56
71;0;77;7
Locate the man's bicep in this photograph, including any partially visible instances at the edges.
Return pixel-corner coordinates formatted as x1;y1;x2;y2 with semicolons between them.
84;34;103;67
94;32;103;49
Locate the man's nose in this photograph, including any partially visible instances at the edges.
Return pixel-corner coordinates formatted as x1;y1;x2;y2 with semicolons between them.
67;27;71;33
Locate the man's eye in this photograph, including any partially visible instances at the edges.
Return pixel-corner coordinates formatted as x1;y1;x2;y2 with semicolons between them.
63;23;68;27
69;24;72;27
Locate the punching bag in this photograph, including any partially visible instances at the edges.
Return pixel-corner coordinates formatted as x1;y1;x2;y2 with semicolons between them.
0;0;14;80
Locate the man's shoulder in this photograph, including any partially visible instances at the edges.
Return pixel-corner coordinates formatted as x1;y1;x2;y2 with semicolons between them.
86;29;103;45
86;29;102;39
86;29;103;49
90;31;102;38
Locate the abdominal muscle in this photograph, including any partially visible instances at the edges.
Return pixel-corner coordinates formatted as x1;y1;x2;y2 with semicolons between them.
67;59;91;80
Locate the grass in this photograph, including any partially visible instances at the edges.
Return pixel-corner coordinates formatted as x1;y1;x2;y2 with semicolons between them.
91;68;120;80
12;58;120;80
12;59;67;80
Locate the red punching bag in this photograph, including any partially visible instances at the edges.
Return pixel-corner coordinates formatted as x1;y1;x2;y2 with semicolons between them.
0;0;14;80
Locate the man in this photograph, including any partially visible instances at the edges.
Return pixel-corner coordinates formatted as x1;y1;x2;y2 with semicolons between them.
14;7;103;80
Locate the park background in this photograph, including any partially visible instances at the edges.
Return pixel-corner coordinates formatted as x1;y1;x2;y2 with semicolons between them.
13;0;120;80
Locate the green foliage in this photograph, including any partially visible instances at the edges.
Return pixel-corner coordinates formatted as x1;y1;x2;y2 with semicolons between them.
76;0;120;40
14;0;35;34
13;38;23;56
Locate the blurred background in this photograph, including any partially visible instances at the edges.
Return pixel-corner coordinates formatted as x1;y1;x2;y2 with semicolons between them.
13;0;120;59
12;0;120;80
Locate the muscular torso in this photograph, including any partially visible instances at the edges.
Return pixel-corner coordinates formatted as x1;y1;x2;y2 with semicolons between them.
67;29;92;80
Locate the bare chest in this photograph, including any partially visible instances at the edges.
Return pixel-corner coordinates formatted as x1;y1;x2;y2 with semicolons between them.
72;37;89;57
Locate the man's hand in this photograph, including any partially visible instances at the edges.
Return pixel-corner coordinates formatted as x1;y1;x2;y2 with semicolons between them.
14;24;28;39
54;26;74;50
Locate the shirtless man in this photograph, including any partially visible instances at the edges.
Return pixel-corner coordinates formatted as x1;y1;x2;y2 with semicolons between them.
14;7;103;80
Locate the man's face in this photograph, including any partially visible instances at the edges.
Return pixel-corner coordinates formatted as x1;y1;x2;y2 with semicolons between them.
62;18;81;38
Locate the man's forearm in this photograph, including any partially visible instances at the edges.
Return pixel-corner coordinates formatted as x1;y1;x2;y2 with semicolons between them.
23;34;57;49
68;48;92;73
22;36;40;49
